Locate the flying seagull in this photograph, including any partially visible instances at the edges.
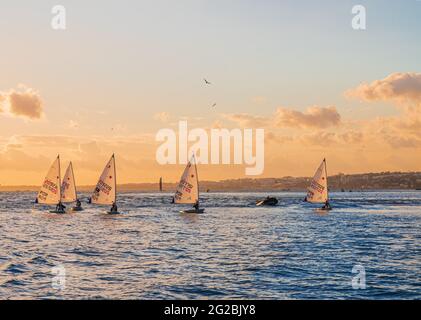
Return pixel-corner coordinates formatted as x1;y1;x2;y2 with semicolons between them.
204;78;211;85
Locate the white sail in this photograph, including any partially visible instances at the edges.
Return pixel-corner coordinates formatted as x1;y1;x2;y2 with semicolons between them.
61;162;77;203
91;154;116;205
37;155;61;205
306;158;329;203
174;155;199;204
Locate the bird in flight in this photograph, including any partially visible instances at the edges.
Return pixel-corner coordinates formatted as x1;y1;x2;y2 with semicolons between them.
204;78;211;85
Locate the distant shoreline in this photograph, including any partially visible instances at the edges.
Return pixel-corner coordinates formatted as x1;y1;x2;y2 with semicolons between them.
1;171;421;193
1;189;419;194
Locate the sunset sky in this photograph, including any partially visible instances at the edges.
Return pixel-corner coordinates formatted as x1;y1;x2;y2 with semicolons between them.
1;0;421;186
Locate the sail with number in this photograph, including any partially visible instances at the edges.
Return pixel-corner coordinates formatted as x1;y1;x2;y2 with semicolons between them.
37;155;61;205
61;162;77;203
306;158;329;203
174;155;199;204
91;154;116;205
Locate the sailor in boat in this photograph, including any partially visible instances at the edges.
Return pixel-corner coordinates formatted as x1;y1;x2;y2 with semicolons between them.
193;200;200;211
110;201;118;213
56;202;66;212
73;199;82;210
87;197;92;204
321;200;332;211
256;196;278;206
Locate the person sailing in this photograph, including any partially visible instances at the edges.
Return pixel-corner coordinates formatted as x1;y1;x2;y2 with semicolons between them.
322;200;332;210
75;199;82;209
56;201;66;212
110;201;118;213
305;158;332;210
193;200;199;211
256;196;278;206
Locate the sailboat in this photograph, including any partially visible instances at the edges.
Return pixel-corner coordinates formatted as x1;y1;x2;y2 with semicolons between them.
36;155;65;214
159;177;163;192
61;162;83;211
174;154;204;214
90;154;120;214
305;158;332;210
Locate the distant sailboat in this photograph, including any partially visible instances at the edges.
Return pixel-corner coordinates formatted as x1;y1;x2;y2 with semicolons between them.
90;154;120;214
305;158;332;210
174;154;204;213
36;155;65;214
61;162;83;211
159;177;163;192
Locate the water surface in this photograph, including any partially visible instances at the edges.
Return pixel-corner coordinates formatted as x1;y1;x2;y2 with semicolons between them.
0;191;420;299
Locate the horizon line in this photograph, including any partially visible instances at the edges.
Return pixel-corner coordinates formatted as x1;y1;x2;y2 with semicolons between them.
1;170;420;188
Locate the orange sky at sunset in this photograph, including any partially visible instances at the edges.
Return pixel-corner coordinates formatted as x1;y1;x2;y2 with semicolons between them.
1;71;421;186
1;2;420;186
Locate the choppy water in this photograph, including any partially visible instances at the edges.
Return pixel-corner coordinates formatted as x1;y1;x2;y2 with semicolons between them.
0;191;420;299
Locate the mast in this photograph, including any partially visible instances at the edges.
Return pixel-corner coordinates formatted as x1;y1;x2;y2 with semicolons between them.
57;155;61;205
193;154;199;203
70;162;78;200
113;154;117;204
324;158;329;202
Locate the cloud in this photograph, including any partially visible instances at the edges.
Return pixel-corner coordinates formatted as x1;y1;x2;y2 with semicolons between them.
345;73;421;148
4;143;23;150
384;135;421;149
265;132;293;144
154;112;170;123
13;135;80;149
0;85;44;120
210;120;224;129
0;147;49;172
78;141;101;155
68;120;80;129
345;72;421;108
339;131;364;144
398;118;421;138
221;113;270;128
299;131;337;146
220;106;341;129
274;106;341;129
0;134;158;185
0;95;4;113
364;110;421;136
264;130;365;148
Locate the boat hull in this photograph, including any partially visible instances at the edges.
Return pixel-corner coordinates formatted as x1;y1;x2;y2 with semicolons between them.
106;211;122;215
180;209;205;214
49;210;66;214
256;198;278;206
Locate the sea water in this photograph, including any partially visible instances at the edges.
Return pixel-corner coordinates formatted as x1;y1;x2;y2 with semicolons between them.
0;191;419;299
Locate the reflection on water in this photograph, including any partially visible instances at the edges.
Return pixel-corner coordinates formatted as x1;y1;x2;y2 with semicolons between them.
0;191;420;299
